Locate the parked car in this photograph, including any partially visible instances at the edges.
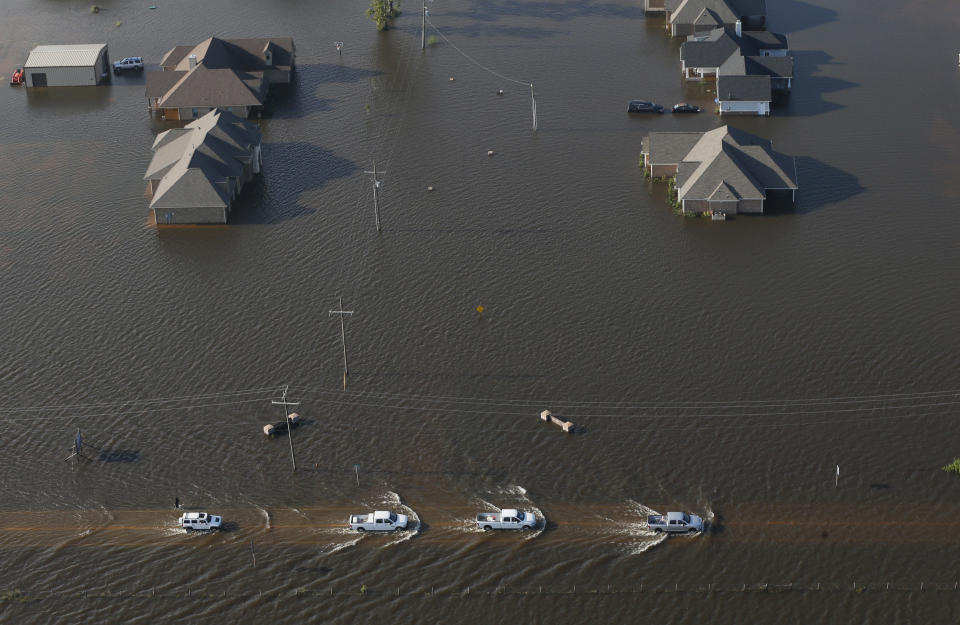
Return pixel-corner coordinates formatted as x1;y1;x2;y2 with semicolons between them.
628;100;664;114
672;103;701;114
178;511;222;531
476;508;537;531
349;510;409;532
647;511;703;534
113;57;144;74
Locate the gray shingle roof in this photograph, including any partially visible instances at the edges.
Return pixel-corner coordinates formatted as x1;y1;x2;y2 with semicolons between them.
683;28;789;68
717;74;771;101
720;55;793;79
646;126;797;205
740;30;788;50
643;132;704;164
152;65;267;108
681;29;741;67
145;108;261;210
671;0;738;27
148;36;293;109
666;0;764;14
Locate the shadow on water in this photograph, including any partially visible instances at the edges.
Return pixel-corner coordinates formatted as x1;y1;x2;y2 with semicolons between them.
267;63;382;120
787;156;864;214
229;142;358;225
779;50;857;117
444;0;645;22
772;0;839;33
24;85;114;111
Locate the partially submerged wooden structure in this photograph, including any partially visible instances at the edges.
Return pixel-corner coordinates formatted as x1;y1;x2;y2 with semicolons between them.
540;410;575;433
263;412;300;436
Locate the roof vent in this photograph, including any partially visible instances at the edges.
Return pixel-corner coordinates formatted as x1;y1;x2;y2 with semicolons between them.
188;54;198;69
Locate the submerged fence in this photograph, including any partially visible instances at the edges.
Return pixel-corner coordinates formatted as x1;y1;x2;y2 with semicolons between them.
4;582;960;603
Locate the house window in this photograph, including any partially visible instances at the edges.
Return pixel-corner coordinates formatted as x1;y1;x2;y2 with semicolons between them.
191;108;199;118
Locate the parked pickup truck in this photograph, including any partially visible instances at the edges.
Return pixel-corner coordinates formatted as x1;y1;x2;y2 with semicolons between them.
349;510;408;532
476;509;537;531
647;511;703;534
178;511;222;531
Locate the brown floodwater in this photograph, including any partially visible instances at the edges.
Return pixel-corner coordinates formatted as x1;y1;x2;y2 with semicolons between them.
0;0;959;622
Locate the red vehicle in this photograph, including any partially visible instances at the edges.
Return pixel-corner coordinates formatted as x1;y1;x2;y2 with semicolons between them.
10;68;24;85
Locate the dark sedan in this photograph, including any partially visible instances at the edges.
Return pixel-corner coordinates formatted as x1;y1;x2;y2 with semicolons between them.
671;103;701;114
628;100;664;114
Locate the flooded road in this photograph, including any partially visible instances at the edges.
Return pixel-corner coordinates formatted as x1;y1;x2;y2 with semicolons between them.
1;0;959;622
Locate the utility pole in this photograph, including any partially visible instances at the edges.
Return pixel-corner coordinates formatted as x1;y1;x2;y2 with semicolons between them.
271;385;301;471
64;428;86;465
421;2;426;49
530;83;538;131
329;297;355;388
364;162;385;231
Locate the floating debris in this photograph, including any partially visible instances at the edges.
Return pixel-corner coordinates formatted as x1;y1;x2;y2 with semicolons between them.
426;186;434;191
487;150;494;157
498;89;504;95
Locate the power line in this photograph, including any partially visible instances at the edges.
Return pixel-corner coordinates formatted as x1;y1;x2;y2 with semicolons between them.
425;15;538;130
0;386;282;415
286;385;960;411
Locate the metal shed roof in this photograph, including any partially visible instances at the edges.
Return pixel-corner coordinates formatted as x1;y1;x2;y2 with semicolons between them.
24;44;107;68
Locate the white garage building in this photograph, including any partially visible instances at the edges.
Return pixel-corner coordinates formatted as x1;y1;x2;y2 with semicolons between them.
23;44;111;87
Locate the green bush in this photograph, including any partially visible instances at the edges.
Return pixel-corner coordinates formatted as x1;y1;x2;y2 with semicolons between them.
942;458;960;474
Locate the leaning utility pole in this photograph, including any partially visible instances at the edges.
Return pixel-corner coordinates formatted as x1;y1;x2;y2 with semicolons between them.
329;297;355;388
363;162;385;231
271;385;301;471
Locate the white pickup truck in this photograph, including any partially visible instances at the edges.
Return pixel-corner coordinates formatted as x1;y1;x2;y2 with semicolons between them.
178;511;222;531
647;511;704;534
476;508;537;531
349;510;409;532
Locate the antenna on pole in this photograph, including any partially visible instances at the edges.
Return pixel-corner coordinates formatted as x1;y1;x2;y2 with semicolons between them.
363;162;385;231
271;385;301;471
329;297;355;388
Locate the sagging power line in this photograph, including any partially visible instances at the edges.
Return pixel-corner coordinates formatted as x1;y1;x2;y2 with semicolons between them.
425;15;538;131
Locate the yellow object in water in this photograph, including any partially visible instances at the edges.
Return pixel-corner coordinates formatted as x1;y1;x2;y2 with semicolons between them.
476;305;484;314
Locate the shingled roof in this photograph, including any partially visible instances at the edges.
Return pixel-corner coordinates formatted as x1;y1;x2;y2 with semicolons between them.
717;74;772;101
147;36;294;110
672;126;798;202
144;109;261;210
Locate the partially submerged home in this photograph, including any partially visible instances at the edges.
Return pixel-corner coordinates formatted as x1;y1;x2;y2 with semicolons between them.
651;0;766;36
23;44;110;87
146;37;295;120
144;108;263;224
681;27;788;80
716;75;772;115
641;126;798;217
679;26;792;114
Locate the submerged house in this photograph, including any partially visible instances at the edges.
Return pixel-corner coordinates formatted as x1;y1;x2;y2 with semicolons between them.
641;126;798;217
144;108;262;224
680;27;793;115
146;36;295;120
23;44;110;87
647;0;766;36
